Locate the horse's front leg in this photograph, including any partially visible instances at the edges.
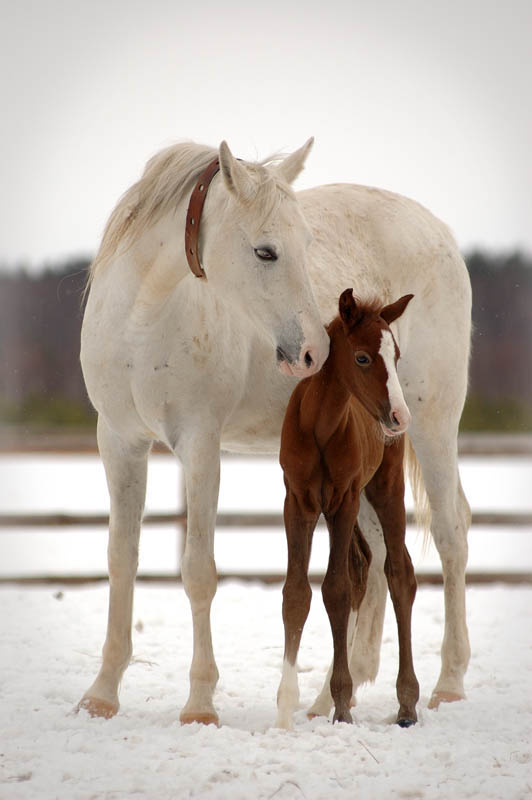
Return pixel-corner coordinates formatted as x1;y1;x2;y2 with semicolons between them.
78;417;150;717
322;494;360;724
365;438;419;727
176;422;221;726
276;489;319;730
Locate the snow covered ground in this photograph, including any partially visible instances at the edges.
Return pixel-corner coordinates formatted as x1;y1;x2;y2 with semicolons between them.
1;453;531;798
1;581;531;799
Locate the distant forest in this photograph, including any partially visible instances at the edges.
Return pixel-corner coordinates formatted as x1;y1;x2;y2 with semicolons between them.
0;251;531;431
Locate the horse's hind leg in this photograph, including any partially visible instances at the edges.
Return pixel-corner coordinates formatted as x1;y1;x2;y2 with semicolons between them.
78;417;150;718
176;421;221;726
408;418;471;708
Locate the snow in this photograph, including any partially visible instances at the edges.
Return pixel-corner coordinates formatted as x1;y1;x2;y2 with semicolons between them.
1;581;531;799
1;453;531;797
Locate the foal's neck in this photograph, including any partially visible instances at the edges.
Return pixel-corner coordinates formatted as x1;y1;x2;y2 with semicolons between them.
304;319;353;446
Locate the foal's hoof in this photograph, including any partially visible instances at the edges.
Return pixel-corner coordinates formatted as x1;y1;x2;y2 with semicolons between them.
180;710;219;727
333;709;353;724
428;691;464;710
77;696;119;719
396;716;417;728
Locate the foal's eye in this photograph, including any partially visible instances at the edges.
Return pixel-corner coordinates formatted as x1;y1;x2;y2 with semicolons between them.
254;247;277;262
355;352;372;366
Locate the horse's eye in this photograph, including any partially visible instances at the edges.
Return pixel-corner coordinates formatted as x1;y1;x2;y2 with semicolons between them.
254;247;277;262
355;352;372;366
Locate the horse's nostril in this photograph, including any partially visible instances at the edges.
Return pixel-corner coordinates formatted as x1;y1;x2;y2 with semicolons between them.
392;412;400;427
304;351;314;369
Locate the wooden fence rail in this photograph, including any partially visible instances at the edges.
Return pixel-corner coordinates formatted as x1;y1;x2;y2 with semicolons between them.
1;433;531;585
1;508;531;586
1;511;532;528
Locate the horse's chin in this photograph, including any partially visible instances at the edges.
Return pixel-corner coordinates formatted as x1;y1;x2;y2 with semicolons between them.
278;361;310;378
278;361;296;377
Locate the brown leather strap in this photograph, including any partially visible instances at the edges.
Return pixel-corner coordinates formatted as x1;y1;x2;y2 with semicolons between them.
184;157;220;278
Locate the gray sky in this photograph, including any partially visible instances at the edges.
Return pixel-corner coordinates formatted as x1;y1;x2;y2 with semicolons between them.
1;0;531;269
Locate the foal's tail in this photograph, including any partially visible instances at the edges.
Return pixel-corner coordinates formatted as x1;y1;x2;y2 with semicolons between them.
404;436;432;551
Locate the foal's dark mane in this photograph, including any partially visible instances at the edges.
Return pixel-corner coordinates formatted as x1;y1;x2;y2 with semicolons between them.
325;296;385;336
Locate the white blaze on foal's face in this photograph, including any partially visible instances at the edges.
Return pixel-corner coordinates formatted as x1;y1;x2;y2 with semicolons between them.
379;328;411;435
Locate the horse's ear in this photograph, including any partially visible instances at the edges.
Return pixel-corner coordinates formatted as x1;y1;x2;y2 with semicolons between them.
339;288;361;329
276;137;314;184
380;294;414;325
219;141;254;201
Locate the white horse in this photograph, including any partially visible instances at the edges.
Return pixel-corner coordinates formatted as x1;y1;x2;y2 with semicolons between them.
79;138;471;725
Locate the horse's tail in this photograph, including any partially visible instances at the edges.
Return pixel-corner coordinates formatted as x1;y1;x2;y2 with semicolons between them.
404;435;432;552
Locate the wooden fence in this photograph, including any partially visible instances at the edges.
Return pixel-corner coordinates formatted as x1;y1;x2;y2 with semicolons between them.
1;432;531;585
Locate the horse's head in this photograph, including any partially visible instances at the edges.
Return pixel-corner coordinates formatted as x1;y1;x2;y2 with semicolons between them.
337;289;414;437
201;139;329;377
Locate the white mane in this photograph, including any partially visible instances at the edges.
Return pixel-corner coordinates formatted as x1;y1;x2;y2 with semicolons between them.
90;141;293;280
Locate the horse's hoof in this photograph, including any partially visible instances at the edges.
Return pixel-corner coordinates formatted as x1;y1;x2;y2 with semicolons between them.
396;717;417;728
77;696;119;719
428;691;464;710
307;701;331;719
180;710;219;727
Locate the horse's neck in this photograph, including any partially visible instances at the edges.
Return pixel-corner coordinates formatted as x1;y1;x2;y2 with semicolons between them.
90;202;194;319
126;177;228;308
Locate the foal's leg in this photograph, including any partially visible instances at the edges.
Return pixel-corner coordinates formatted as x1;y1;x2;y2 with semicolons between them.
79;417;150;717
322;495;362;724
276;490;319;730
307;493;387;718
407;418;471;708
348;495;388;696
176;421;221;725
365;438;419;727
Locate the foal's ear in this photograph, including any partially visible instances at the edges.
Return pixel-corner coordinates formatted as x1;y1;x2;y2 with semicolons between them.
380;294;414;325
339;288;362;329
219;141;254;202
276;137;314;184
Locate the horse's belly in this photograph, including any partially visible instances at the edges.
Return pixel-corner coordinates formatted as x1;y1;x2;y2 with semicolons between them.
221;380;292;454
221;425;282;455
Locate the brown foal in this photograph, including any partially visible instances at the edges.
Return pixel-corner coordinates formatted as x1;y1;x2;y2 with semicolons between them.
276;289;419;730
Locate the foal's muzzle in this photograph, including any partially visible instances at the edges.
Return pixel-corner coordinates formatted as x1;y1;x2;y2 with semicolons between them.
380;405;411;437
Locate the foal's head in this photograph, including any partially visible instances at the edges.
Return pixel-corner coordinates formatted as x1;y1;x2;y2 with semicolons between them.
336;289;414;437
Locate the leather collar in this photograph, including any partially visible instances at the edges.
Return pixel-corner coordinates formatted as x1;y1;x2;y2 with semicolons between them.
184;157;221;278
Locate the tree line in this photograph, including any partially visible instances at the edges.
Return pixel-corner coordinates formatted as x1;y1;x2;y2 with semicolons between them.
0;251;530;431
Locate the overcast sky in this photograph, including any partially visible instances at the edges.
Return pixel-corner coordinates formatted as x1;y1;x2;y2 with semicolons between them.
1;0;531;270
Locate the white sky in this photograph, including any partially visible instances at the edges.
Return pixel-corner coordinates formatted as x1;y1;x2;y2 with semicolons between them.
1;0;531;270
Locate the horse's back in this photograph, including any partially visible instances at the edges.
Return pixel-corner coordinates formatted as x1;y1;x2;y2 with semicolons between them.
299;182;470;309
299;182;460;255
